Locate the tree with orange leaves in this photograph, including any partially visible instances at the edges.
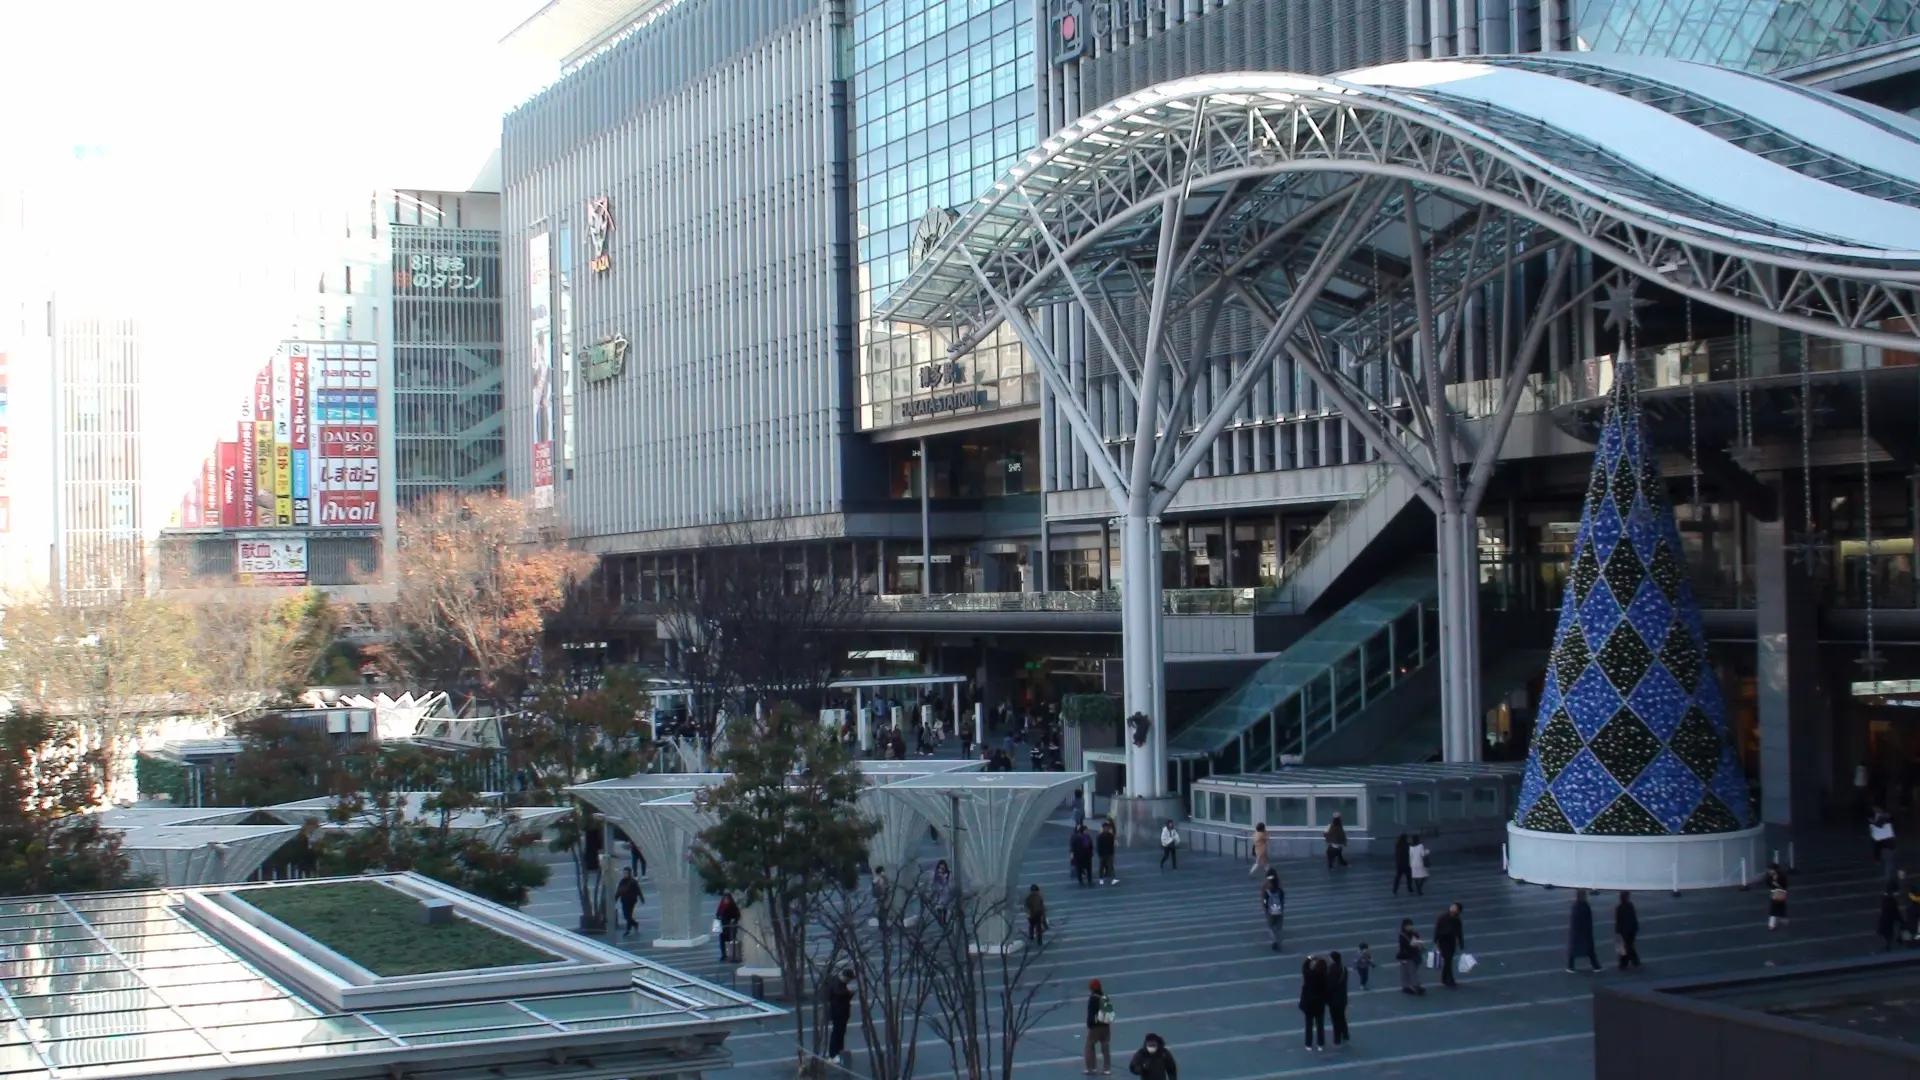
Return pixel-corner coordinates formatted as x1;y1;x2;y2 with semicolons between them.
374;493;594;706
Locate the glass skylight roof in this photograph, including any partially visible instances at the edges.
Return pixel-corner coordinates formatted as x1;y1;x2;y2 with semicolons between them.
0;887;779;1079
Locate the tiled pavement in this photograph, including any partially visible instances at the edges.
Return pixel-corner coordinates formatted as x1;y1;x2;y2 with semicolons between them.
524;817;1891;1079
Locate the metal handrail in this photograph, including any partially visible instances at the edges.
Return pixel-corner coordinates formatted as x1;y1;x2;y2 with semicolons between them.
1272;460;1392;590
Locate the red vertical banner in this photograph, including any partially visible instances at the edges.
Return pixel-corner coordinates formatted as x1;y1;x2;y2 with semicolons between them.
219;440;239;528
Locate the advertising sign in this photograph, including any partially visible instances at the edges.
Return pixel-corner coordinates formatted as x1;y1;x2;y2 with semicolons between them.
236;537;308;586
319;426;377;457
311;343;381;528
290;346;310;526
558;223;574;478
201;452;218;524
529;230;555;509
218;440;239;528
252;367;275;526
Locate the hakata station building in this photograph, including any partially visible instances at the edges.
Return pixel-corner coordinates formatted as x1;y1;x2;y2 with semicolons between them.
501;0;1920;828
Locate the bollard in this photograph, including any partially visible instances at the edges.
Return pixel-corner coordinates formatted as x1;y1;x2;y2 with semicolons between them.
1671;860;1680;897
1501;844;1508;871
1739;857;1749;890
1789;842;1796;871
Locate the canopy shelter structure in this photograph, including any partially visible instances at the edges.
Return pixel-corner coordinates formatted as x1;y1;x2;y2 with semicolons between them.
569;774;732;948
113;823;303;887
261;794;568;848
828;673;971;751
880;53;1920;801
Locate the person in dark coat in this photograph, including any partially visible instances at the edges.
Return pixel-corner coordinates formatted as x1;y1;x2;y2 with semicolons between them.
1070;825;1095;887
1097;821;1119;885
715;893;741;963
1396;918;1425;994
1615;891;1642;970
825;968;854;1065
1392;834;1413;895
1765;862;1789;929
1880;890;1903;952
615;869;643;938
1567;889;1602;972
1325;950;1351;1046
1433;903;1464;987
1127;1033;1177;1080
1298;955;1328;1051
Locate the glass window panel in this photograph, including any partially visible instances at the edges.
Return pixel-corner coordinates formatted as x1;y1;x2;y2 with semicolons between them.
11;989;166;1018
392;1024;551;1047
28;1006;189;1042
0;1044;43;1074
1192;789;1206;819
1405;793;1432;824
43;1029;215;1067
202;1016;383;1053
0;1023;29;1046
1372;794;1400;827
0;938;109;960
1313;796;1359;827
367;1003;533;1037
175;998;319;1028
1471;787;1502;818
1266;796;1308;826
139;964;257;990
1439;790;1467;820
520;991;681;1024
1228;794;1252;826
124;947;230;968
1207;792;1226;820
5;970;143;997
154;979;285;1008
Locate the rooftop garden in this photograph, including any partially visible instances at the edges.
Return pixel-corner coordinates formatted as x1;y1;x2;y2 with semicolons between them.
241;881;559;976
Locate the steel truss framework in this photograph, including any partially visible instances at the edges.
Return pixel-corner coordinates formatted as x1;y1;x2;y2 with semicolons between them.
879;60;1920;796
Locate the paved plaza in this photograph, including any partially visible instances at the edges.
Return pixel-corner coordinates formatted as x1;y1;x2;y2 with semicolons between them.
522;810;1890;1079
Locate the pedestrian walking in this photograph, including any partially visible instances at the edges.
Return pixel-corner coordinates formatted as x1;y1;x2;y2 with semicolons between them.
1159;821;1180;870
871;866;890;906
1071;825;1095;887
715;893;741;963
1355;942;1374;990
1097;821;1119;885
1567;889;1602;972
1249;822;1270;877
1073;788;1087;828
1084;979;1115;1076
1260;869;1286;952
1396;919;1425;995
615;868;643;938
930;860;956;924
1298;955;1328;1052
1765;862;1789;929
825;967;854;1066
1880;890;1902;952
1434;902;1464;988
1873;809;1899;892
1615;891;1642;970
1127;1033;1177;1080
1025;884;1048;945
1325;813;1349;870
1392;834;1413;895
1326;950;1351;1046
1407;834;1431;895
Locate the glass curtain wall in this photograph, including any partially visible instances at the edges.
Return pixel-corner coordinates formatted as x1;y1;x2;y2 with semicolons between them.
391;227;505;506
851;0;1039;431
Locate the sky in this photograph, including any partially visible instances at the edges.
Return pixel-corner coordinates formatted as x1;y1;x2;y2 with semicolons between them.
0;0;556;525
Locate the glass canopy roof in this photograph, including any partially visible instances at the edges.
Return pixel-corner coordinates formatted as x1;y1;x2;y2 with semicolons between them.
0;888;778;1079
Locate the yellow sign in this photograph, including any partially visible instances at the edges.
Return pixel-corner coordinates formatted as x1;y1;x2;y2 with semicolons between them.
273;443;293;525
253;421;275;524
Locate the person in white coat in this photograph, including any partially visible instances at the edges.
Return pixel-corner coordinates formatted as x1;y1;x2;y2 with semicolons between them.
1407;835;1431;896
1159;821;1180;871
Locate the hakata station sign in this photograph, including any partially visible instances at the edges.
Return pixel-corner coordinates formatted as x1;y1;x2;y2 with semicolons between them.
181;341;383;553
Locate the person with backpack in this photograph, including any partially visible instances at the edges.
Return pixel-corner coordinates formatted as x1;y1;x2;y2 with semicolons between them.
1260;869;1286;951
1084;978;1115;1075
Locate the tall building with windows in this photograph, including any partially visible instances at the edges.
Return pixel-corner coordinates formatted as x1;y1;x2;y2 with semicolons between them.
51;305;145;603
390;189;506;507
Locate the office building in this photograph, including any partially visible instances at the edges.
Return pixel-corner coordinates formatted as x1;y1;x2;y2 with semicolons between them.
502;0;1920;830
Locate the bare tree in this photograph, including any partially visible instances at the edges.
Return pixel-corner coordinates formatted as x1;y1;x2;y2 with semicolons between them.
0;592;206;736
189;590;338;712
814;881;939;1080
374;492;594;707
912;887;1061;1080
654;519;867;742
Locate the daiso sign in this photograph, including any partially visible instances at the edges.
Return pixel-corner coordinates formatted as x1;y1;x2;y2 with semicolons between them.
318;491;379;526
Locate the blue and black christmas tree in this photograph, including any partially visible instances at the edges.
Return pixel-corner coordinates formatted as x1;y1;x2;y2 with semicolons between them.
1515;362;1754;836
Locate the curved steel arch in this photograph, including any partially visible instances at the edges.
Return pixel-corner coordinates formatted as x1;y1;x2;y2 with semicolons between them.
876;58;1920;789
883;66;1920;353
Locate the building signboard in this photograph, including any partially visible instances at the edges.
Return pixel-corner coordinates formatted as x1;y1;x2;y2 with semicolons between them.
218;440;239;528
529;230;555;509
311;343;381;528
587;197;613;273
1049;0;1165;64
581;336;628;383
236;537;308;586
395;253;484;292
290;346;310;526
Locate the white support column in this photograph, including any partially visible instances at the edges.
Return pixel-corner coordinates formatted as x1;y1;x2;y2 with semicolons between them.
1120;512;1166;797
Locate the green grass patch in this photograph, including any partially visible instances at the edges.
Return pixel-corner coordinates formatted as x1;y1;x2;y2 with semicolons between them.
241;881;559;976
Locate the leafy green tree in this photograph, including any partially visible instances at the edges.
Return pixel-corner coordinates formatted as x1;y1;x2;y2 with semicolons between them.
694;704;876;1066
508;670;653;929
220;711;351;806
0;712;146;896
